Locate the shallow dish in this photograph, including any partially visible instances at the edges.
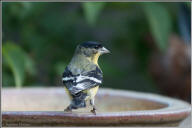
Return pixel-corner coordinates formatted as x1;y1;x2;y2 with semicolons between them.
2;88;191;126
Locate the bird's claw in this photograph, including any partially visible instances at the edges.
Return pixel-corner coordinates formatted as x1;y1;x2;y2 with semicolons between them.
91;108;96;115
64;107;72;113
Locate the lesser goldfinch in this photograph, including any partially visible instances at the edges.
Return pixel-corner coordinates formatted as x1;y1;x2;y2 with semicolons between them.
62;41;110;114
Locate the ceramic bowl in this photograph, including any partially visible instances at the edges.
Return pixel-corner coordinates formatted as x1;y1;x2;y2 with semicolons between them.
2;88;191;126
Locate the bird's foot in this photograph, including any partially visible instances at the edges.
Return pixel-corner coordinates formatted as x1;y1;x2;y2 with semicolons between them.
90;108;96;115
64;107;72;113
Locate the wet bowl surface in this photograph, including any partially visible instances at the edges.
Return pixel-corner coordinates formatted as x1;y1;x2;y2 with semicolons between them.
2;88;191;126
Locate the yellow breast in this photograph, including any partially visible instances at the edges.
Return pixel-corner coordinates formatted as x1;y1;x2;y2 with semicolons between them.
83;86;99;100
93;53;100;65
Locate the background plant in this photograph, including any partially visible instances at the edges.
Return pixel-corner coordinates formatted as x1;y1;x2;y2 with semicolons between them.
2;2;191;96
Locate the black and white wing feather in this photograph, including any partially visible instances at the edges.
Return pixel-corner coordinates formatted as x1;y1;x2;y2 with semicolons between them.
62;66;103;95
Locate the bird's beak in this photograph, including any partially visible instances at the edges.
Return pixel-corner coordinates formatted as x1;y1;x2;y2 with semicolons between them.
99;47;110;54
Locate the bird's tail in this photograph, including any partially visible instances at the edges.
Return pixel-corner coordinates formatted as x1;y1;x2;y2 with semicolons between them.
70;92;87;109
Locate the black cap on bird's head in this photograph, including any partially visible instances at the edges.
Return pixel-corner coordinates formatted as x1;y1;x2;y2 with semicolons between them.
78;41;110;56
80;41;103;49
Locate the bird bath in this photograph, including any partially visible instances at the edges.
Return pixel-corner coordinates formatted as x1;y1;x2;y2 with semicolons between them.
2;87;191;126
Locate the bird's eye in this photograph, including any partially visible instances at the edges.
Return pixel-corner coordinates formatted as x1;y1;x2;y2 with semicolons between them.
94;45;99;49
94;44;101;49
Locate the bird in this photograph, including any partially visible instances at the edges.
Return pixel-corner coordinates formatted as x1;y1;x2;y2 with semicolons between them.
62;41;110;114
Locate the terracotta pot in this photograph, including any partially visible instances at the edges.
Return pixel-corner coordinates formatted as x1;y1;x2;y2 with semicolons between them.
2;88;191;126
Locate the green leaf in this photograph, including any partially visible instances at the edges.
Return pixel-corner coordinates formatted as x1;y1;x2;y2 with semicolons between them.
24;53;36;76
2;42;36;88
3;42;25;88
82;2;106;26
142;3;172;52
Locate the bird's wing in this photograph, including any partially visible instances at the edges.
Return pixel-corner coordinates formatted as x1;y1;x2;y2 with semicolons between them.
62;66;103;95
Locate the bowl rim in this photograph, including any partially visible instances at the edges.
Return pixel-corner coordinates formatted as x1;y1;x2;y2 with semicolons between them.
2;87;191;123
2;88;191;125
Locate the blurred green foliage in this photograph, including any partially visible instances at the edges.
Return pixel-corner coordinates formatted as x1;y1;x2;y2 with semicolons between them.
2;2;190;92
143;3;172;51
3;42;36;88
83;2;106;26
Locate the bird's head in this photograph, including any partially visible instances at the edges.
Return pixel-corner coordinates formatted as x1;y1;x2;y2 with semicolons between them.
76;41;110;57
75;41;110;64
